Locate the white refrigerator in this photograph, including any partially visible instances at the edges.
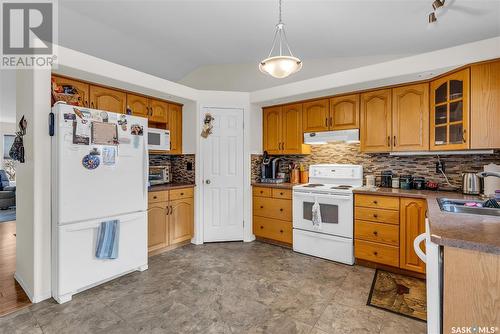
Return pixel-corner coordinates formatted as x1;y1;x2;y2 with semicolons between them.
51;103;148;304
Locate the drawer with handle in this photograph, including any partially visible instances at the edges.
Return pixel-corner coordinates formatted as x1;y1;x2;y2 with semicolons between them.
253;216;292;244
253;186;272;198
355;220;399;246
355;239;399;267
355;207;399;225
148;191;168;203
253;197;292;221
271;188;292;200
169;187;193;201
355;194;399;210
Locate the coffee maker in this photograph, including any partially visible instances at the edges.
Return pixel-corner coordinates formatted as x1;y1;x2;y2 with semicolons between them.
261;151;281;182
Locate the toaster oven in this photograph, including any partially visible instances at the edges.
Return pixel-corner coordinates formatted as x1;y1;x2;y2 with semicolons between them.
149;166;171;185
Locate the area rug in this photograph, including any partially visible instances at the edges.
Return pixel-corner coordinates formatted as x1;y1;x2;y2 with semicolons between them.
367;269;427;322
0;207;16;223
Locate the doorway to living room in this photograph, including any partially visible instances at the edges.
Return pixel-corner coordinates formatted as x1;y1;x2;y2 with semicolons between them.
0;73;30;316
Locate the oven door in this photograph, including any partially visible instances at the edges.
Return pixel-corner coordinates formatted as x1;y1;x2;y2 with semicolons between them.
147;129;170;151
293;191;353;238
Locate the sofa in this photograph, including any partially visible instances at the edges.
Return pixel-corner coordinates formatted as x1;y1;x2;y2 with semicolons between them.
0;170;15;209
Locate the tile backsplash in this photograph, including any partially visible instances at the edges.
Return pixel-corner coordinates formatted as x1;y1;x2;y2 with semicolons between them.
252;143;500;189
149;154;195;184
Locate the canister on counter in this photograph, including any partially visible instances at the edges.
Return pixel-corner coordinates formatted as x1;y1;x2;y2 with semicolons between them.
400;175;413;190
413;177;426;190
392;177;400;189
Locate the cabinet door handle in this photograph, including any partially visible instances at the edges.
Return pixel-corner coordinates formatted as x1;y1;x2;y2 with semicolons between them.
153;195;157;199
373;200;378;205
84;100;88;107
180;192;184;196
260;225;264;229
387;136;390;147
280;229;283;233
170;205;173;215
90;102;95;108
463;129;467;143
325;117;328;127
260;206;264;209
280;192;284;195
393;136;396;147
279;208;283;212
373;214;378;218
260;190;264;194
373;231;378;236
373;251;378;256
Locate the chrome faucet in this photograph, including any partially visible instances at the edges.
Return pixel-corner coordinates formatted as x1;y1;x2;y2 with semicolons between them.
477;171;500;178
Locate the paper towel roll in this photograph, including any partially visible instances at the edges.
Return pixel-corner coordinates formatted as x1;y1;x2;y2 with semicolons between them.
483;163;500;196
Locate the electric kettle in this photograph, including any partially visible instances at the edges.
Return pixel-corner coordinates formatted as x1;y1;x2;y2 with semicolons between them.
462;172;481;195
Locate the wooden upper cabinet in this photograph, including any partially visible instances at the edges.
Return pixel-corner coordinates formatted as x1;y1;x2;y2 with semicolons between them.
360;89;392;152
329;94;359;130
169;197;194;245
281;103;305;154
168;103;183;154
127;94;149;118
52;75;90;107
89;85;126;114
392;83;429;151
302;99;329;132
149;99;169;123
399;198;426;274
263;106;282;154
471;60;500;149
430;68;470;151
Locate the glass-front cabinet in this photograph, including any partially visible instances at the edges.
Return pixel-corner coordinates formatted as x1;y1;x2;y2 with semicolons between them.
430;68;470;150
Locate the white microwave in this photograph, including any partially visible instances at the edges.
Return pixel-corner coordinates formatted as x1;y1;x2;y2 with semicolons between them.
148;128;170;151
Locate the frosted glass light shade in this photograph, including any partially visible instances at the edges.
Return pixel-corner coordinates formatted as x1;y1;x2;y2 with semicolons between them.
259;56;302;79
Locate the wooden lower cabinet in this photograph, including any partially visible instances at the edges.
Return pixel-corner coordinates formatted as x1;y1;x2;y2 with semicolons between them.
443;247;500;333
147;202;168;252
399;198;426;273
147;187;194;254
252;186;292;246
354;194;427;274
169;197;194;244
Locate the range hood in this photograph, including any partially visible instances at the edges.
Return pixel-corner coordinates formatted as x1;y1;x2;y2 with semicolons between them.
304;129;359;144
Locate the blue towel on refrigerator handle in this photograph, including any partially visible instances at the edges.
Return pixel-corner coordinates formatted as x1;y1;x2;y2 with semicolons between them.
95;220;119;259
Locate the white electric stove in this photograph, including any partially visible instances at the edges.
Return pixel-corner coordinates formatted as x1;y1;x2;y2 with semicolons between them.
292;164;363;265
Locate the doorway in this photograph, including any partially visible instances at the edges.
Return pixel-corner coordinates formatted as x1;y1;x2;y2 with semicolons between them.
201;107;244;242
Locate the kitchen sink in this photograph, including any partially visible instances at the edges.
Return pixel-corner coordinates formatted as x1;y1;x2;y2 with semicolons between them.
437;198;500;217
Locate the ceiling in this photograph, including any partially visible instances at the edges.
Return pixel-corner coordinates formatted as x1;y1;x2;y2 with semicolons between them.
58;0;500;91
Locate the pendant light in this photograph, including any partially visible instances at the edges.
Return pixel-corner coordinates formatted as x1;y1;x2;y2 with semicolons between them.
259;0;302;78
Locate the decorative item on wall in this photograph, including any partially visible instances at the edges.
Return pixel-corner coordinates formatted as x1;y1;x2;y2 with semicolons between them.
428;0;445;23
9;116;27;163
201;113;215;138
259;0;302;78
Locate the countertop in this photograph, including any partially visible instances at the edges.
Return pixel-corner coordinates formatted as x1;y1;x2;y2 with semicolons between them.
353;187;500;255
251;182;299;189
149;183;195;192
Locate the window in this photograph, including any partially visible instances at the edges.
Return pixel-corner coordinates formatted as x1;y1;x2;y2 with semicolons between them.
3;134;15;159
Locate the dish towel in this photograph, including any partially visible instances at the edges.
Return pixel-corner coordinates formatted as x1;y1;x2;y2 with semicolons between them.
95;220;120;259
312;197;322;230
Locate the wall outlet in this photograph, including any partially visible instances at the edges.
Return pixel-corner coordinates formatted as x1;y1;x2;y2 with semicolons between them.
186;162;193;171
436;161;445;173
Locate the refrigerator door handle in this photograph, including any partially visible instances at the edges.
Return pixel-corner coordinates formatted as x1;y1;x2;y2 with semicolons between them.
413;233;427;263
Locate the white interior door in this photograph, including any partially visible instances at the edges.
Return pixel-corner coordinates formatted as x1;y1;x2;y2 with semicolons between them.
202;108;244;242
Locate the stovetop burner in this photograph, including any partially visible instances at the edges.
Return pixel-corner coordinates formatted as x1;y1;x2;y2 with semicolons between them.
330;185;353;190
303;184;324;188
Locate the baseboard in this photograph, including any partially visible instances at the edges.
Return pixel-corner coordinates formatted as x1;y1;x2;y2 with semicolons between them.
14;272;52;303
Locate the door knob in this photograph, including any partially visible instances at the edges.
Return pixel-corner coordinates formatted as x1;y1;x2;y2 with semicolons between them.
205;179;211;184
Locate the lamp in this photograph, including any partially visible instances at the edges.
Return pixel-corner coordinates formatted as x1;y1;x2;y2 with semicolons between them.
259;0;302;78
